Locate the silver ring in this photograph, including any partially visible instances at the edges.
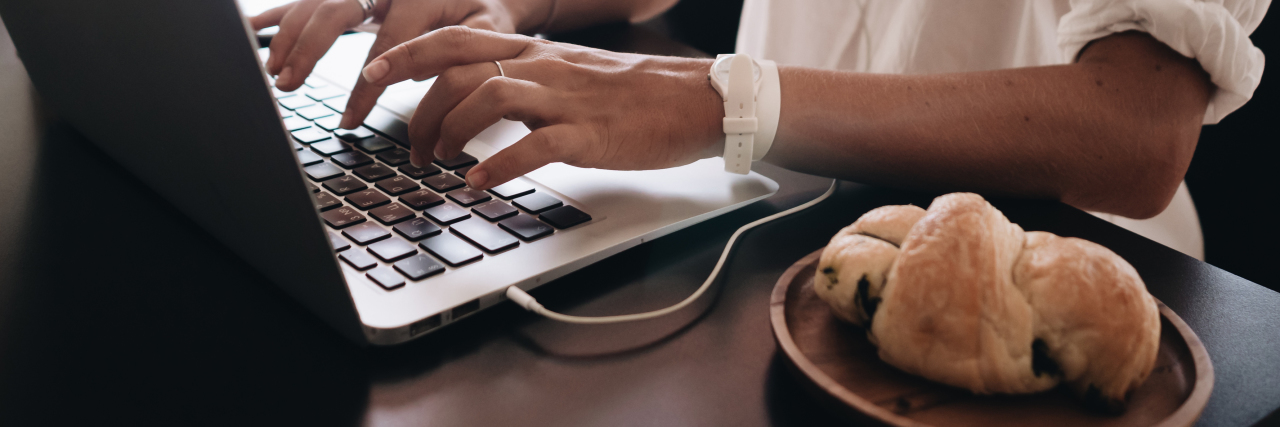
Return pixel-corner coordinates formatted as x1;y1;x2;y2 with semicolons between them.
353;0;375;20
494;61;505;78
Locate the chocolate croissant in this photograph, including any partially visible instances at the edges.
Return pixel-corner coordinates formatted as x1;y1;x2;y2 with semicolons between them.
814;193;1160;413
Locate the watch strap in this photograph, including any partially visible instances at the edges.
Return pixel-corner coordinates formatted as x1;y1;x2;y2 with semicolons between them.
722;54;757;174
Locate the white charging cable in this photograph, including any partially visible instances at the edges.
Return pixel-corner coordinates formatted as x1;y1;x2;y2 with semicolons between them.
505;179;838;324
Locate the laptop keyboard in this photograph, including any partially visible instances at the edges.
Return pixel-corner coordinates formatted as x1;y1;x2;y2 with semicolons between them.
272;77;593;291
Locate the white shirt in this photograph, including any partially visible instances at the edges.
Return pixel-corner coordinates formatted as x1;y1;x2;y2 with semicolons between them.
737;0;1269;260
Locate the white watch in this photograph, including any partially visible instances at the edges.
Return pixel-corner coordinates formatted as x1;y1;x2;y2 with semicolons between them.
708;53;779;174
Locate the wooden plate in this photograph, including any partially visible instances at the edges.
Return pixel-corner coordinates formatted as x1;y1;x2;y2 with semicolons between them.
770;249;1213;427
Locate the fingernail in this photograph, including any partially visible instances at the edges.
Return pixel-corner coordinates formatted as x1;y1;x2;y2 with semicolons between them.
277;66;293;87
362;60;388;83
409;149;424;168
467;169;488;189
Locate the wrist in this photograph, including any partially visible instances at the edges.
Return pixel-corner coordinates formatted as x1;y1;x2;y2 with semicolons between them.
679;58;727;160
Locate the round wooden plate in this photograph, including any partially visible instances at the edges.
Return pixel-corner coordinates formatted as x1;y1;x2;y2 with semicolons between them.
770;249;1214;427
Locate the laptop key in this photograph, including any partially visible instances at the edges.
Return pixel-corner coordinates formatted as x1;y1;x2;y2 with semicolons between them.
376;175;420;195
304;77;328;88
356;136;395;153
322;175;367;195
296;149;324;166
368;237;417;262
473;200;517;221
393;217;442;241
332;151;374;169
304;162;344;181
354;163;396;182
451;219;519;253
308;183;320;193
376;148;411;166
292;127;331;144
342;222;391;245
310;139;351;156
314;115;343;131
488;181;535;200
321;206;366;229
370;202;414;225
512;193;563;214
346;189;391;210
279;105;294;118
305;86;346;101
399;163;441;179
313;192;341;211
446;187;491;207
434;152;478;170
419;233;483;267
295;104;335;120
337;126;375;141
328;231;351;252
366;267;406;290
399;189;445;210
293;140;305;151
279;95;316;110
424;174;466;192
323;95;349;113
363;108;412;147
424;203;470;225
394;254;445;281
272;87;296;98
454;164;474;178
540;205;592;229
340;249;378;270
498;214;555;241
283;116;312;131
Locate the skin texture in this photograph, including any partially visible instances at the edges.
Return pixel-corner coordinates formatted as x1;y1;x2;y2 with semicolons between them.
252;1;1213;218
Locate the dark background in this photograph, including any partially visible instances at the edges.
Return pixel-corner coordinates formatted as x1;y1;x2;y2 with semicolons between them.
652;0;1280;291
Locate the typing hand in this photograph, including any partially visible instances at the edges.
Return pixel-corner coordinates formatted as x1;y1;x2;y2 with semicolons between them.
250;0;546;110
357;26;725;190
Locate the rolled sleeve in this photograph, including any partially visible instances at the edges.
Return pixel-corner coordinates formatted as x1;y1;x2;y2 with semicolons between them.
1058;0;1269;124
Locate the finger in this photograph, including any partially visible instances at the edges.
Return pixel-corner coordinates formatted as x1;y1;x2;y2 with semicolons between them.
360;26;530;87
458;14;499;32
466;125;574;190
400;62;499;166
276;0;364;89
265;0;321;79
249;3;292;30
339;7;431;129
436;77;554;160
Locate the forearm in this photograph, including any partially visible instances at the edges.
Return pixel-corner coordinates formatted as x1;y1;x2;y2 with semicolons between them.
505;0;677;34
764;32;1210;218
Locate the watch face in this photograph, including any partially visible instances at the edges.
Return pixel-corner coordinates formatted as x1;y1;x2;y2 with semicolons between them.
713;55;762;84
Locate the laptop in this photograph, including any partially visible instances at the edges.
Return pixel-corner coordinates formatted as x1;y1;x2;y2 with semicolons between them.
0;0;777;345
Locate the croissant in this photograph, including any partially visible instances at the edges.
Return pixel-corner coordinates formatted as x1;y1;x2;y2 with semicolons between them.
814;193;1160;413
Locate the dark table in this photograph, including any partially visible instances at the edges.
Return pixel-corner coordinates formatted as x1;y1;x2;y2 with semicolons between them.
1;20;1278;427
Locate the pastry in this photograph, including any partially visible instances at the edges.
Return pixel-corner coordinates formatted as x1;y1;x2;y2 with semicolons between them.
814;193;1159;413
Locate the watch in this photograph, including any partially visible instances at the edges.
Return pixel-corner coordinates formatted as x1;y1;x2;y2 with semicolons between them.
708;53;780;174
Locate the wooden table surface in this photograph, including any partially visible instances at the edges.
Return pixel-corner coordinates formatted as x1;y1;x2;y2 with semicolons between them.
1;19;1277;427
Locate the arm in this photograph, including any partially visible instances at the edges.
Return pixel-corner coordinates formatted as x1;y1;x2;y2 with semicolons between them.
766;31;1212;218
360;28;1211;219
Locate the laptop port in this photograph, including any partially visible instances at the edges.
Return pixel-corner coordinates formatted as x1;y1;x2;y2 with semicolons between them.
451;299;480;320
409;314;441;337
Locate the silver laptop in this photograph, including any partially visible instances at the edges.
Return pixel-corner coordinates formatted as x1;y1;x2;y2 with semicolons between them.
0;0;777;345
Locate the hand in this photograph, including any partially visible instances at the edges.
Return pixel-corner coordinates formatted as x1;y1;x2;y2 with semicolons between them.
249;0;550;124
358;26;725;190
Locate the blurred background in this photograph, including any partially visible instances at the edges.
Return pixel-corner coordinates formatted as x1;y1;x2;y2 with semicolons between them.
240;0;1280;290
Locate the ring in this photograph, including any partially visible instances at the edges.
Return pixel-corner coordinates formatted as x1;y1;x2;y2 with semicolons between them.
353;0;375;20
494;61;505;78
